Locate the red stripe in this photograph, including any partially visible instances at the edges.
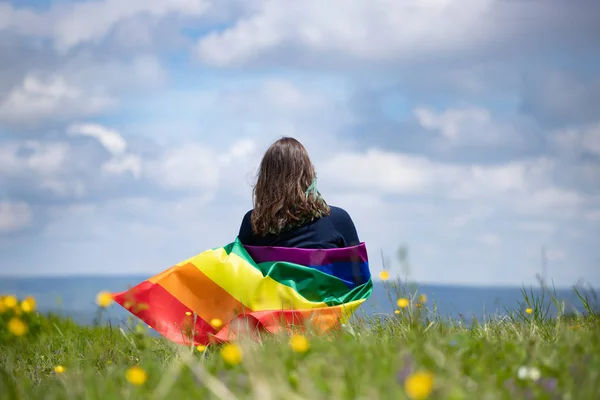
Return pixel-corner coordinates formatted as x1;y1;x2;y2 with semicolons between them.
113;283;347;346
112;281;217;346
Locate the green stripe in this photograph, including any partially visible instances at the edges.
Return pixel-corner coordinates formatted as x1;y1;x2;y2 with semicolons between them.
256;261;372;306
220;242;235;254
228;240;373;306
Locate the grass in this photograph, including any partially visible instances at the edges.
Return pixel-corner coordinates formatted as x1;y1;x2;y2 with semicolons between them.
1;283;599;400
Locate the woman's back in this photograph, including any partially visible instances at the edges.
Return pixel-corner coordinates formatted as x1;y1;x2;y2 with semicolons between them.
238;205;360;249
240;136;361;250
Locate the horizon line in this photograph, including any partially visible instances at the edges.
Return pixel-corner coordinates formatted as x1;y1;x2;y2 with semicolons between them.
0;273;594;291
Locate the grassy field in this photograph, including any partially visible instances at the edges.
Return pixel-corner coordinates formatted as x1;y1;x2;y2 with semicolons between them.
0;284;598;400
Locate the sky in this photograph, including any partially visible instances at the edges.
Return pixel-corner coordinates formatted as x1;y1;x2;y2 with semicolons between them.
0;0;599;288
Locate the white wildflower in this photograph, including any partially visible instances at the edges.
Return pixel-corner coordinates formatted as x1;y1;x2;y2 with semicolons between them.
517;366;541;381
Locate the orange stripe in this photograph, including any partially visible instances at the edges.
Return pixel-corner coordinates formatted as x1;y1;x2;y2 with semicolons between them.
150;262;252;324
148;265;178;284
113;280;216;346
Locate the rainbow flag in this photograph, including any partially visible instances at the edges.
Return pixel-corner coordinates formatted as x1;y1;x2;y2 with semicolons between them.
111;237;372;345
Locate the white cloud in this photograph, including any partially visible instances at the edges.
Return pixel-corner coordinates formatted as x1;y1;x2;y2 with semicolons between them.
416;107;491;141
547;249;566;262
1;0;209;53
55;0;209;53
66;55;168;90
145;138;261;191
194;0;597;68
195;0;499;66
0;201;32;233
552;123;600;157
103;154;143;179
414;106;525;147
145;143;221;190
218;138;257;165
0;3;49;36
516;222;556;236
0;53;170;128
0;141;88;198
0;141;69;178
319;147;586;217
228;139;256;159
511;188;583;214
585;210;600;222
68;124;128;156
67;123;143;179
28;195;248;275
258;79;331;111
0;75;115;125
320;150;439;194
479;233;501;246
40;179;87;198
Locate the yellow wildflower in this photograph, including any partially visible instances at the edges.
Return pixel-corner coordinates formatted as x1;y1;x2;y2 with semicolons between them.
3;295;18;309
196;345;207;353
289;334;310;353
8;317;28;336
397;298;410;308
525;308;533;315
221;343;243;366
394;310;400;314
96;291;113;308
404;371;434;400
210;318;223;329
419;294;428;303
379;271;390;281
21;296;37;313
125;366;148;385
54;365;66;374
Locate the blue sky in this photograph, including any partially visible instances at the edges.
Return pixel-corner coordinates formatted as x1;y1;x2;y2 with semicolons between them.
1;0;599;288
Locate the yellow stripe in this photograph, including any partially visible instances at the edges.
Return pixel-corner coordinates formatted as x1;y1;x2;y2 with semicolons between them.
337;299;365;323
286;299;366;333
176;247;329;311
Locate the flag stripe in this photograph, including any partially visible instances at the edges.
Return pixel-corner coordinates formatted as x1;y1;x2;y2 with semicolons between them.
243;242;370;287
250;261;373;305
175;246;331;310
228;239;373;305
148;261;252;325
113;281;216;345
213;299;366;342
244;242;368;265
112;238;373;346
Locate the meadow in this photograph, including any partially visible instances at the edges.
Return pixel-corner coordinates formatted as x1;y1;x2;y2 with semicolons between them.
0;282;598;400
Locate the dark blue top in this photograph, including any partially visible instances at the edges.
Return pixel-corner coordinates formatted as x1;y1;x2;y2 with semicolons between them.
238;205;360;249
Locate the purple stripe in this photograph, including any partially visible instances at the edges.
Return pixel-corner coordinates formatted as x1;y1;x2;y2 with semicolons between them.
243;243;368;266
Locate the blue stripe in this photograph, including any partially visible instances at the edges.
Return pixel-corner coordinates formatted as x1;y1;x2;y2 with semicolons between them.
305;261;371;288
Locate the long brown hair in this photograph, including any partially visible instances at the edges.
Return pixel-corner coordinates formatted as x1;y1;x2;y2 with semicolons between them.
251;137;330;236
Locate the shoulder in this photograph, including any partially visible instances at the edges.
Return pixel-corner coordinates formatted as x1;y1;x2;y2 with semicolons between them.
241;209;253;225
327;205;354;223
326;205;360;245
328;205;350;217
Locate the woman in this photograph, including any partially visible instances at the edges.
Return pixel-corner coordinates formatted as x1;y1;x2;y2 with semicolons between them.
238;137;361;249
